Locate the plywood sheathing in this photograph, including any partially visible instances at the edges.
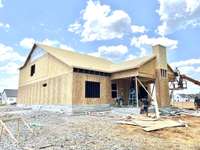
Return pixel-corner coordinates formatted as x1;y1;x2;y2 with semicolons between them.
153;45;170;107
72;72;111;105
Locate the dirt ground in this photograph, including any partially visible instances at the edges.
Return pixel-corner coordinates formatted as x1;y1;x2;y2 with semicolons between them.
0;106;200;150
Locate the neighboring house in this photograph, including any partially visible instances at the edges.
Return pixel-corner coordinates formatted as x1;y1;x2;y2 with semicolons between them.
174;94;195;102
17;44;175;113
2;89;18;105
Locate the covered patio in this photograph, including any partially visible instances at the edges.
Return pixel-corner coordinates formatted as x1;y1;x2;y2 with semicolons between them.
111;76;156;108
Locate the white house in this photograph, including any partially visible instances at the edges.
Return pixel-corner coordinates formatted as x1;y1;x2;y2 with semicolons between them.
2;89;18;105
173;94;194;102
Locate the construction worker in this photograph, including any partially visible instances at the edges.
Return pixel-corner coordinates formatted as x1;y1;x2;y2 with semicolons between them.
141;98;149;116
194;96;200;112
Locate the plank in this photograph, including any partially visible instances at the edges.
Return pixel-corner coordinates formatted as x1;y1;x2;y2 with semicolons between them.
0;120;18;143
143;120;186;132
117;119;187;132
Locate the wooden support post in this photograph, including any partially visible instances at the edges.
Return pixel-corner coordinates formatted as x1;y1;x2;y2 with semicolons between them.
17;119;20;141
135;76;139;108
137;78;160;119
0;126;3;141
0;120;18;143
151;83;155;96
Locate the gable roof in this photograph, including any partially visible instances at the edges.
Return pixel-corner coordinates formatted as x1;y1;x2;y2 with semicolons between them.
20;44;167;73
2;89;18;97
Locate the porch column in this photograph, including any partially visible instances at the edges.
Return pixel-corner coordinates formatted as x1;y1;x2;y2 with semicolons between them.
135;76;139;107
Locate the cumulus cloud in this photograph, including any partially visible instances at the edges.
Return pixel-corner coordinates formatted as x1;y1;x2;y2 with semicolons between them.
0;0;3;8
170;58;200;75
171;58;200;68
19;38;75;51
0;43;25;62
88;45;128;61
0;62;20;75
19;38;36;49
0;22;10;30
68;0;146;42
131;35;178;50
130;34;178;58
0;43;26;91
125;54;137;61
131;25;147;33
0;75;19;91
157;0;200;36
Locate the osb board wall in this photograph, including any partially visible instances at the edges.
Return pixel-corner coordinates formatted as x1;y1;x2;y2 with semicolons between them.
153;45;167;69
167;65;175;81
138;58;156;78
155;70;170;107
17;73;73;105
19;53;72;86
111;69;138;80
115;79;131;105
72;72;112;105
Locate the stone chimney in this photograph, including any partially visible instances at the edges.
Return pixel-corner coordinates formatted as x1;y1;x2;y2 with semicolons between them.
153;45;170;107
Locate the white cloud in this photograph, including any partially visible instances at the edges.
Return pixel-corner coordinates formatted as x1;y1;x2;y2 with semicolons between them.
171;58;200;68
0;0;3;8
0;62;20;75
131;25;147;33
41;39;60;46
68;0;146;42
131;35;178;50
125;54;137;61
0;22;10;30
19;38;75;51
19;38;36;49
0;43;26;91
0;43;25;62
157;0;200;36
130;35;178;58
0;75;19;91
68;22;82;34
88;45;128;61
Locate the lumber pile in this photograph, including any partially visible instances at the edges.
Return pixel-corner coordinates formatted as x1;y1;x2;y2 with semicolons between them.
0;116;33;144
117;116;187;132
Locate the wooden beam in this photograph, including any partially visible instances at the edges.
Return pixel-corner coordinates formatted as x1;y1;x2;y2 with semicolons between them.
0;126;3;141
137;78;160;119
151;83;155;96
0;120;18;143
135;76;139;108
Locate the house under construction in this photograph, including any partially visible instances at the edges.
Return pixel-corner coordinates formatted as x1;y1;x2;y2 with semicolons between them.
17;44;175;112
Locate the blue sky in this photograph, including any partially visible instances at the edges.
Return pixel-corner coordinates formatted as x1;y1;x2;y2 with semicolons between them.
0;0;200;93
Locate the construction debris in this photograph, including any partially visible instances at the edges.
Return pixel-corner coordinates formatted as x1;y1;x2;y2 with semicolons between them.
117;117;187;132
159;107;183;116
0;116;33;144
0;105;199;150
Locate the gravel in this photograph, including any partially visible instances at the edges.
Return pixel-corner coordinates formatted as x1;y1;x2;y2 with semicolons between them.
0;106;198;150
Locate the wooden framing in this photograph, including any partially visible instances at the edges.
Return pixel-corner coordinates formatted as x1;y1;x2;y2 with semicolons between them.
17;44;175;108
137;78;160;119
0;117;33;144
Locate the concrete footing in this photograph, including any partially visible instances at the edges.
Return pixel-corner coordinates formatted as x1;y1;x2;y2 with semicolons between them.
17;104;111;115
111;107;141;115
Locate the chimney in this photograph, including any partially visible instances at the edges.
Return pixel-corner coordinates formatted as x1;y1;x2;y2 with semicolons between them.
153;45;170;107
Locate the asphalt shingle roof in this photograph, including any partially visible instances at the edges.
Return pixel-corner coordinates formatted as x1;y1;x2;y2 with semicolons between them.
3;89;18;97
